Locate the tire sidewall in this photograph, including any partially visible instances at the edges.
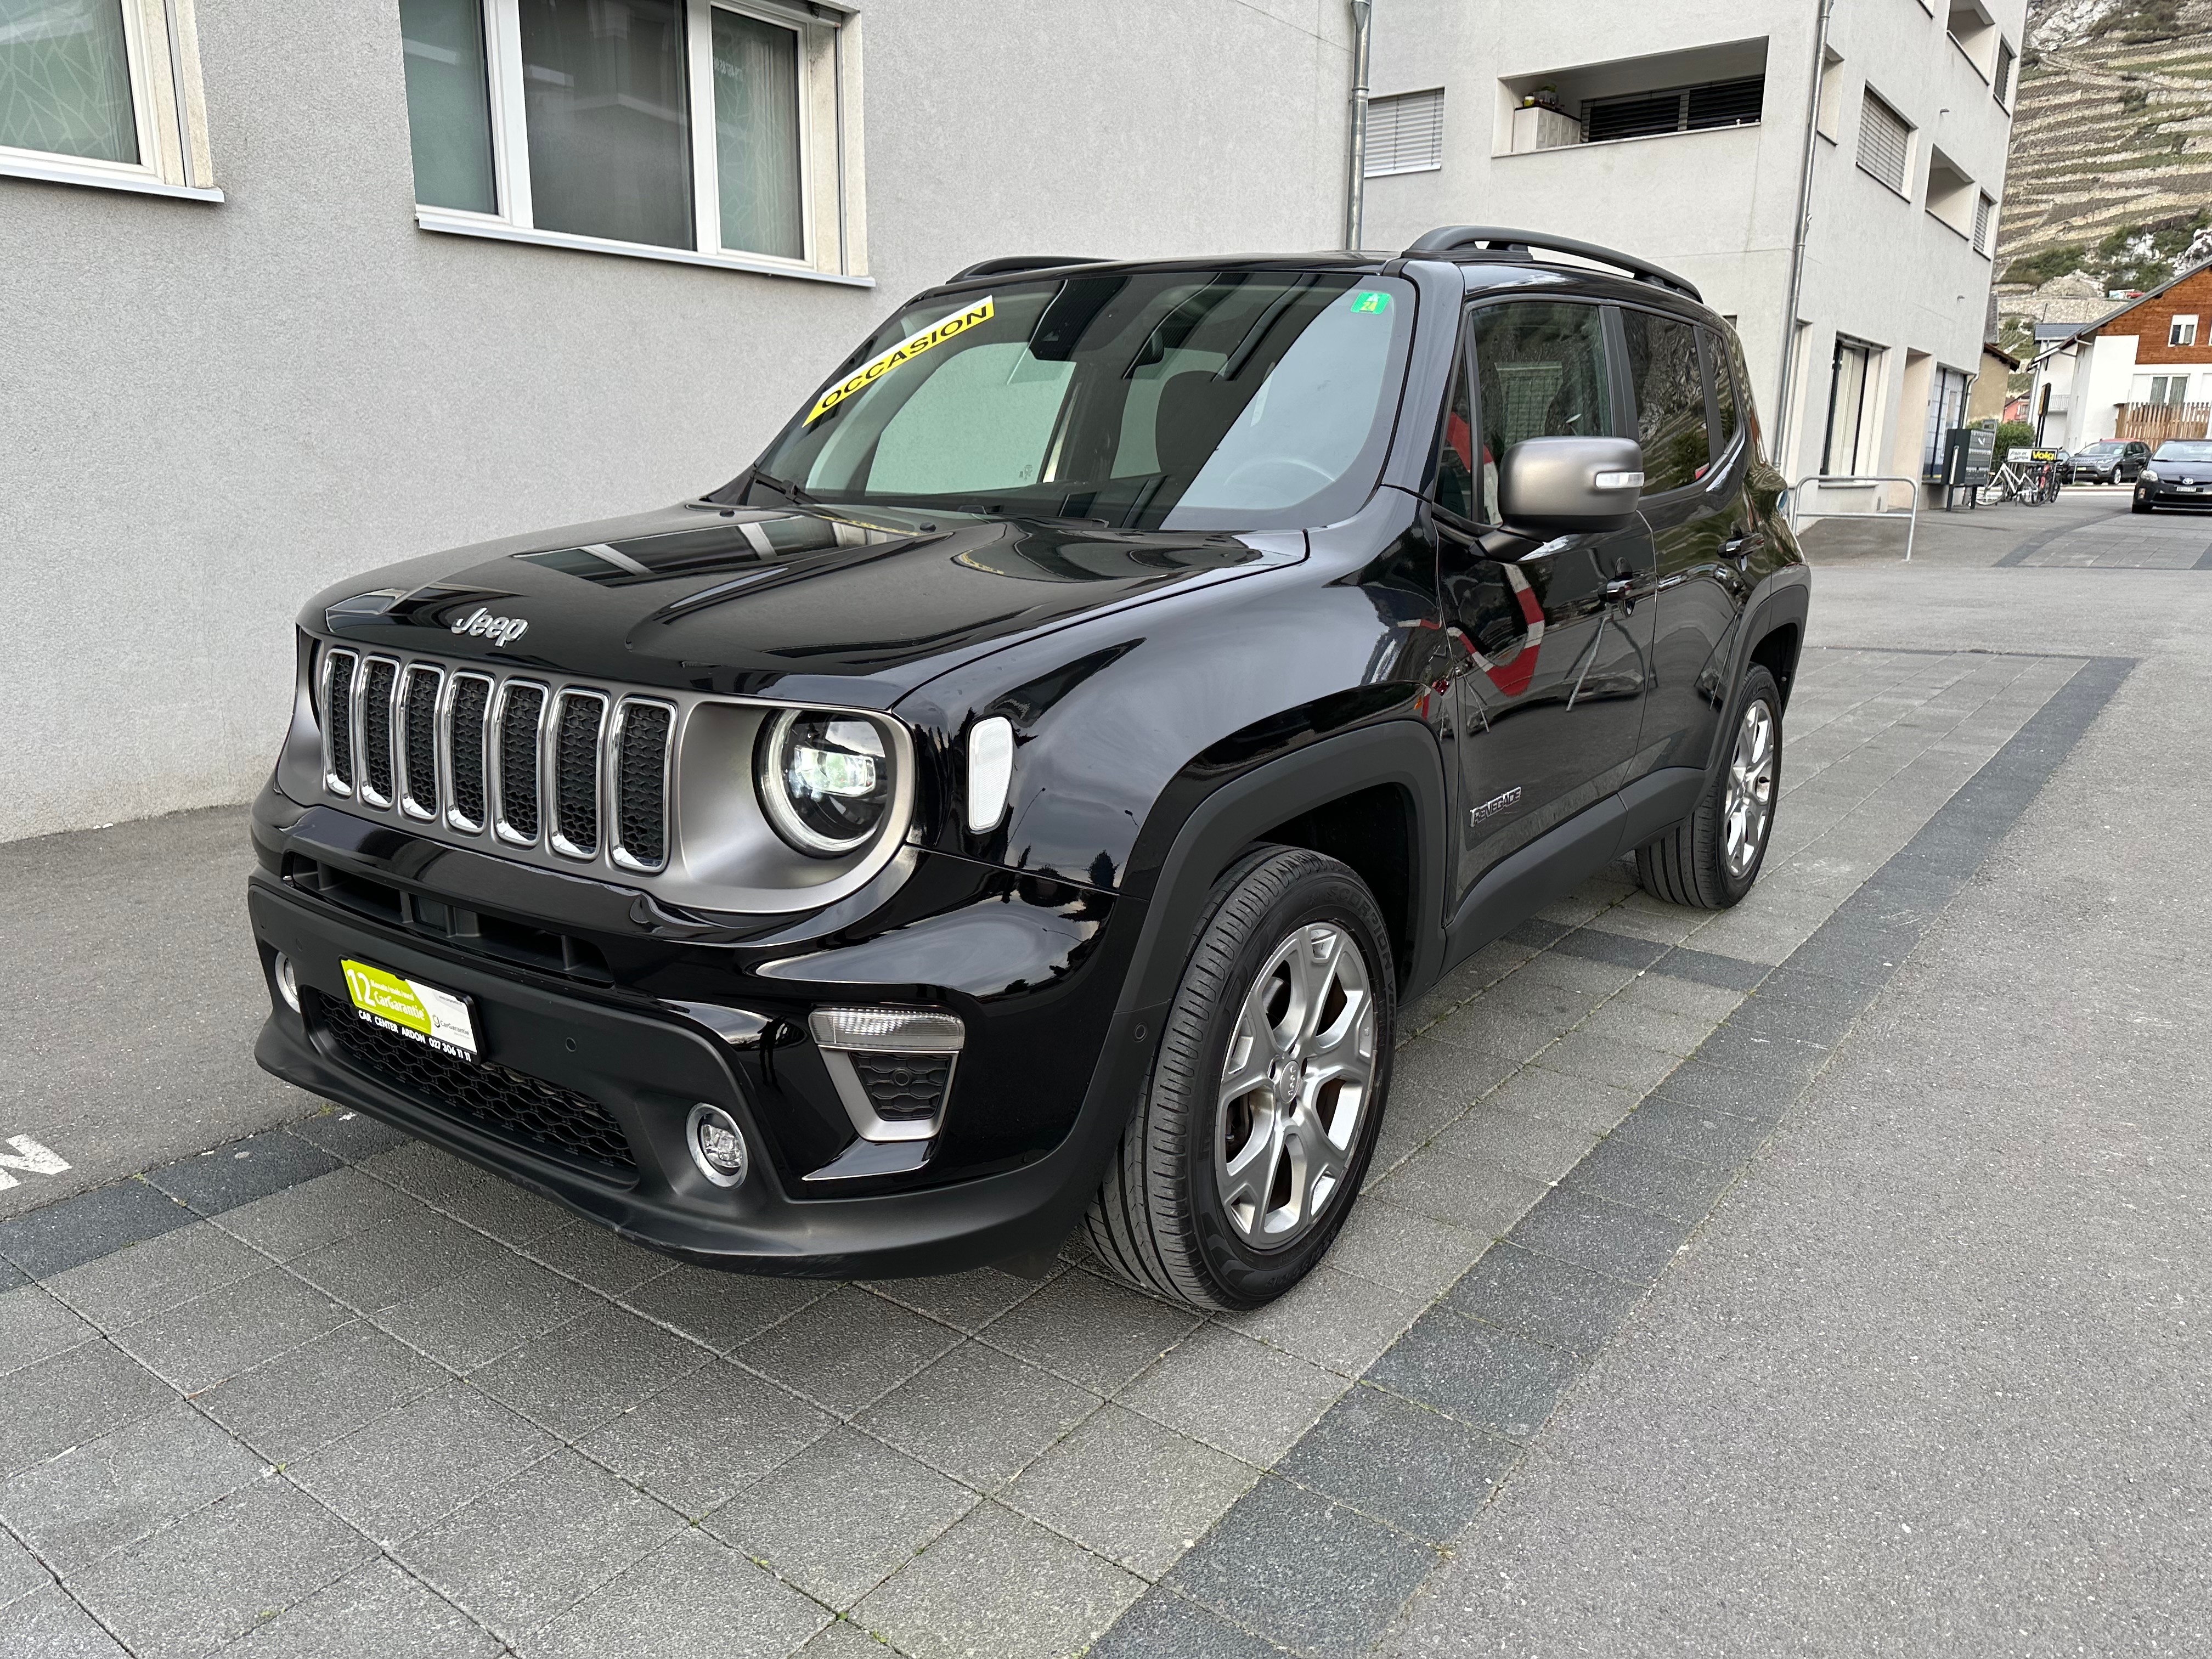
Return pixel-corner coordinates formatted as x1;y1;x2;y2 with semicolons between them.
1711;667;1782;904
1168;857;1395;1308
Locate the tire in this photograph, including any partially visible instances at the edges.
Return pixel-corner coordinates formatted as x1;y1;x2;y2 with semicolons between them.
2132;497;2153;514
1634;665;1782;910
1086;847;1394;1311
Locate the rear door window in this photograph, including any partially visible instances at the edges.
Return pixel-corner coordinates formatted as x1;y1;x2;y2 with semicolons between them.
1618;307;1714;493
1702;327;1739;451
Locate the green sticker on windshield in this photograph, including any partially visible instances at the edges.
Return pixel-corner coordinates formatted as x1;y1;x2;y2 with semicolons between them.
1348;290;1391;314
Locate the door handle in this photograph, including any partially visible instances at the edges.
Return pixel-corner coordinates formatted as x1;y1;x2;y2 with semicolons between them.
1722;534;1760;560
1602;577;1635;603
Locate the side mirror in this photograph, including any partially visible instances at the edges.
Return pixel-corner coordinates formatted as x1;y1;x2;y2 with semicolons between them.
1496;437;1645;535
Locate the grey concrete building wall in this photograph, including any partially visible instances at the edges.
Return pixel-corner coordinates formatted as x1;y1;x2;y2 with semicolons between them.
0;0;1354;844
1359;0;2022;494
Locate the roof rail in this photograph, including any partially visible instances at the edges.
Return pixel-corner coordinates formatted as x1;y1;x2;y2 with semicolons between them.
1403;225;1702;303
946;255;1105;283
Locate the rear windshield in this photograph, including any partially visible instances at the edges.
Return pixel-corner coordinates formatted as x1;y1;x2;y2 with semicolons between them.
741;271;1416;531
2154;441;2212;462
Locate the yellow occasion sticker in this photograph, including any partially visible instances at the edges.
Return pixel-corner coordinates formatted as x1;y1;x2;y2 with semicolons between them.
806;295;995;424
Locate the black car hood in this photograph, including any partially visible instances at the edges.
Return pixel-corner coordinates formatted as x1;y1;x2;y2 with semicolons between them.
2152;460;2212;481
306;501;1299;710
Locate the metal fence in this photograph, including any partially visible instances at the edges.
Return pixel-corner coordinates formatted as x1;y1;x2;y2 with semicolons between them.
1782;473;1922;563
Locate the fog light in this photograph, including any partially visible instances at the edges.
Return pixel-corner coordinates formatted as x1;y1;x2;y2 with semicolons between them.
686;1103;748;1187
273;952;301;1013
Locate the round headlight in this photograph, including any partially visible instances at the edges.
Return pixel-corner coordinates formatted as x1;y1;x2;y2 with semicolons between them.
758;709;893;856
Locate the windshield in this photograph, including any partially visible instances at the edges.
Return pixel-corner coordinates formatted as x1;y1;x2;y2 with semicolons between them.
739;271;1416;532
2078;442;2125;455
2154;440;2212;462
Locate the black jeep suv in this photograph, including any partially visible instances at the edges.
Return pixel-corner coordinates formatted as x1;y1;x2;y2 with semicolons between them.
249;227;1808;1311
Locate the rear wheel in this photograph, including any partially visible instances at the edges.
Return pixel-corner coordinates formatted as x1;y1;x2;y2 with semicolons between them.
1634;666;1782;909
1086;848;1393;1311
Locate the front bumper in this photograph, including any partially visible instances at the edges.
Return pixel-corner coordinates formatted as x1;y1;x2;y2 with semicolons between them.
247;791;1160;1278
2138;481;2212;506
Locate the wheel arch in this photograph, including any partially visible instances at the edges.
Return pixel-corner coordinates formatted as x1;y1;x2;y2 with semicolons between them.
1116;721;1448;1023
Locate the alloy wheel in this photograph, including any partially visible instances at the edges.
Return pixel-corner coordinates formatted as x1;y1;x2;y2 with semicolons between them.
1723;697;1778;879
1215;922;1376;1249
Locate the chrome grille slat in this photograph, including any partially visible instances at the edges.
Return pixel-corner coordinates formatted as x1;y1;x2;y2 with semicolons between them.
444;673;493;834
356;657;399;810
494;682;548;846
610;698;675;874
550;690;609;861
321;649;358;796
399;664;443;821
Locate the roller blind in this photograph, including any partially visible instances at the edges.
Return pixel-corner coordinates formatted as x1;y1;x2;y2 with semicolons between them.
1365;88;1443;176
1857;89;1910;192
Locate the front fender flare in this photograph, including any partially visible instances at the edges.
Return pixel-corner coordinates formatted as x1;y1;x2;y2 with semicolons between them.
1116;720;1449;1023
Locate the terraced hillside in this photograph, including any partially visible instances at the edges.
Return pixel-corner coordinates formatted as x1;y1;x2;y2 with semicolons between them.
1996;0;2212;294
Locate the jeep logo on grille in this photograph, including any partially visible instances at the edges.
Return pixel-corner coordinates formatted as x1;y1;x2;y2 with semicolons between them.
451;607;530;648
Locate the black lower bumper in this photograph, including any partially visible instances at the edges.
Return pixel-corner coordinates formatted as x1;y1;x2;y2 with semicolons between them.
2138;485;2212;507
249;879;1154;1279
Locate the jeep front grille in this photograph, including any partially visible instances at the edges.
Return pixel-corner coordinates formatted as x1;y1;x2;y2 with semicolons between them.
321;649;673;877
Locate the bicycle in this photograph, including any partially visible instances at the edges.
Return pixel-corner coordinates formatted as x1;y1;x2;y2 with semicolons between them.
1979;459;2061;506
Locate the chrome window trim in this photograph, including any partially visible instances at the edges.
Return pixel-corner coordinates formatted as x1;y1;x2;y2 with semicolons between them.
319;648;359;798
353;655;402;811
398;663;445;822
491;679;550;848
442;670;496;835
608;695;679;876
549;689;611;862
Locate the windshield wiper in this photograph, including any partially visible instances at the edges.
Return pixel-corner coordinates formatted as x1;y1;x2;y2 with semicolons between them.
747;469;825;509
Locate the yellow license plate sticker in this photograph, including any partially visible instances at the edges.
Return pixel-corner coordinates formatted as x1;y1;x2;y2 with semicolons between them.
340;960;478;1060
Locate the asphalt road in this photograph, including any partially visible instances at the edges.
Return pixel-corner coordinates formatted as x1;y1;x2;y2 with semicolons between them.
1386;491;2212;1655
0;807;294;1215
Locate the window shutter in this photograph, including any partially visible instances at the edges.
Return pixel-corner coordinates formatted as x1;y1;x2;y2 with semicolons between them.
1994;41;2015;105
1365;89;1444;176
1973;194;1992;253
1857;90;1909;193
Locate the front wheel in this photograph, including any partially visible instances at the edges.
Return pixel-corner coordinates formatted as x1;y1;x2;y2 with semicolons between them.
1086;848;1393;1311
1634;666;1782;909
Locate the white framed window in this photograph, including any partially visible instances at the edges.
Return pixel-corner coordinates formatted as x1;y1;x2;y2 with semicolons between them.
399;0;868;285
1993;39;2015;106
1857;87;1911;196
1365;88;1443;176
0;0;219;201
1973;192;1995;254
2169;315;2199;347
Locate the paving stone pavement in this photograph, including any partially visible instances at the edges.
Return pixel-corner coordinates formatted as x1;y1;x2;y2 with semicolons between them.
0;621;2121;1658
